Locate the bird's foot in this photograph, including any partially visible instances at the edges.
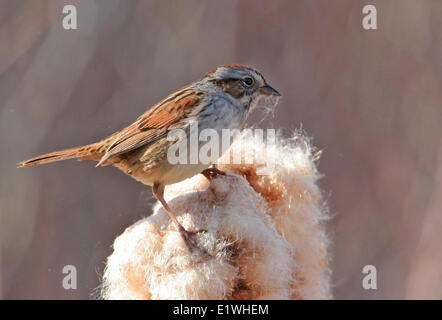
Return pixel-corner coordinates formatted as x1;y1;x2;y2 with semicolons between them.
177;224;209;254
201;167;226;181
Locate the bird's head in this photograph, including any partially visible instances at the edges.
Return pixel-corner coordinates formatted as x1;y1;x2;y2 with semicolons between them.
202;64;280;108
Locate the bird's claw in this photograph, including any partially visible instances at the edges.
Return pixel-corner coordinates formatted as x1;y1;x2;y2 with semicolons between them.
201;167;226;181
177;225;208;254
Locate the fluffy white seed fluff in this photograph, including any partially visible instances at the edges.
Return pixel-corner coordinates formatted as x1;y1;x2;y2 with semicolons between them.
101;131;332;299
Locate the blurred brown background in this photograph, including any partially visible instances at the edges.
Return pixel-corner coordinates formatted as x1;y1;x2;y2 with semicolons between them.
1;0;441;299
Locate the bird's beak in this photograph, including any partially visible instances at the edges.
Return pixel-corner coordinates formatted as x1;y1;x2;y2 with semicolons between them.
259;84;280;96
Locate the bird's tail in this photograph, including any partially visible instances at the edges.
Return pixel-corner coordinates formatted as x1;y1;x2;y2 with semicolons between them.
17;143;102;168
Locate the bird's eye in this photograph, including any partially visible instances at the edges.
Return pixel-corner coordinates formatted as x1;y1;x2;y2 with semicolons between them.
242;77;254;87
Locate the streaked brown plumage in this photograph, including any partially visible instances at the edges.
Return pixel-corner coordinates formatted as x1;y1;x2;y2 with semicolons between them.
18;64;280;250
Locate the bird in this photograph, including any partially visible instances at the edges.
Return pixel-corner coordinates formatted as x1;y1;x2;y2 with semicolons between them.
18;64;280;249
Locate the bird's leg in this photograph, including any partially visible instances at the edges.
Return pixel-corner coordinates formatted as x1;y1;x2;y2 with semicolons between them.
201;165;226;181
152;182;201;250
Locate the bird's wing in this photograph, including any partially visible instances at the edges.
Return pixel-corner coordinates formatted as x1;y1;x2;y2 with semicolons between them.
97;88;205;166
